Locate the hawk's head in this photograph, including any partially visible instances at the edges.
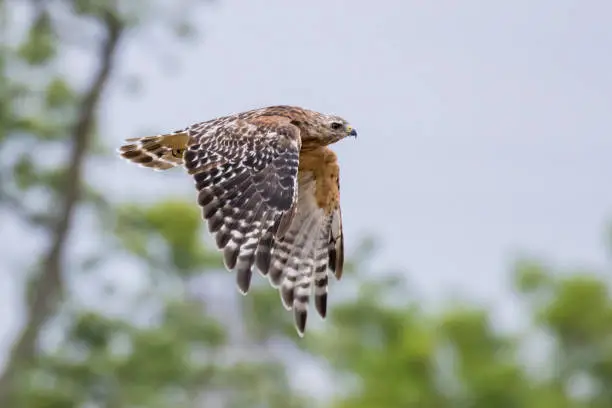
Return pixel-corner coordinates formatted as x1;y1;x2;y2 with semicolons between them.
290;110;357;146
323;114;358;142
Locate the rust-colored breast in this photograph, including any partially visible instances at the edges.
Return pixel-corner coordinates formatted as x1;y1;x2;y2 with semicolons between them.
298;147;340;214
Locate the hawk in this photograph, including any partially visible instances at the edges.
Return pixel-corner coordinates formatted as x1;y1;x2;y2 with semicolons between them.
118;105;356;336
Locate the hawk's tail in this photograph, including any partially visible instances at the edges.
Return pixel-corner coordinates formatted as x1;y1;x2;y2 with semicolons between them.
118;131;190;171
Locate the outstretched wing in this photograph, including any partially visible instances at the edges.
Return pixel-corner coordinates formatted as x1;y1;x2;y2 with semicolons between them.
256;148;345;336
183;116;301;294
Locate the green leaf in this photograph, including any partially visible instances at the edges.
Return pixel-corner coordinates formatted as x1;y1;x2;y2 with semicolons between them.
513;258;552;294
13;116;67;140
18;11;57;65
69;312;121;350
14;153;37;190
45;78;75;108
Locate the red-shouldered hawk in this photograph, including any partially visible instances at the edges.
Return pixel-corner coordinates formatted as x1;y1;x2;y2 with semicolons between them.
118;105;356;336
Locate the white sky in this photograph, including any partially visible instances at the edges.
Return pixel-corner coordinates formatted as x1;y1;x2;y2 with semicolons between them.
2;0;612;389
108;0;612;305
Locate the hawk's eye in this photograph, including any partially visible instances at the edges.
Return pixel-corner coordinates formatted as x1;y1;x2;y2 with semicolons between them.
330;122;343;130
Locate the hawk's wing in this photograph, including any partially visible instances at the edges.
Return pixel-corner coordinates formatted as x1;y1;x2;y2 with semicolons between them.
183;116;301;293
256;155;345;336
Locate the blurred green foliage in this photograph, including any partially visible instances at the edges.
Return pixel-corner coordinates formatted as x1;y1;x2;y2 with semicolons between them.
1;1;612;407
302;261;612;408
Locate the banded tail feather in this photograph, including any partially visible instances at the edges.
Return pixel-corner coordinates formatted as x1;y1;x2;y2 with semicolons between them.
118;131;190;170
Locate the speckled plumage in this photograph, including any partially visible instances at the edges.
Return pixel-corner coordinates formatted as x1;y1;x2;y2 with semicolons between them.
118;105;356;336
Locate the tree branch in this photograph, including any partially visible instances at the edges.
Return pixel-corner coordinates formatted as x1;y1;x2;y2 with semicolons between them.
0;13;124;404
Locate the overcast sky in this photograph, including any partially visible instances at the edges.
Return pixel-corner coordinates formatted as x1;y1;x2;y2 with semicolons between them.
3;0;612;374
108;0;612;312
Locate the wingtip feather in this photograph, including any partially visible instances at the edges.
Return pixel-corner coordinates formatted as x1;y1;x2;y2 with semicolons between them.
294;309;307;337
236;268;252;294
315;293;327;318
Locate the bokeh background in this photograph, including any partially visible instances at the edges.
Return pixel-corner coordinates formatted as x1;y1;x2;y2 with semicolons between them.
2;0;612;407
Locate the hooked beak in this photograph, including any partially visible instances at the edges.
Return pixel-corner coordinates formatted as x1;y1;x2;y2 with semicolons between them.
346;125;357;138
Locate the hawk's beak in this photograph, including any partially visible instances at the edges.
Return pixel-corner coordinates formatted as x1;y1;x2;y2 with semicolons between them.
346;125;357;138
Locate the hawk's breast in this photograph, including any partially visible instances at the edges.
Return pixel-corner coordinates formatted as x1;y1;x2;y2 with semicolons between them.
298;147;340;214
